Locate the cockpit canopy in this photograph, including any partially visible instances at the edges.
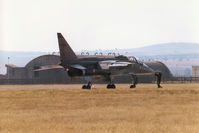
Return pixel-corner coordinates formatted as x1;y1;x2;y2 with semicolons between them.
115;55;129;61
128;56;138;63
115;55;147;66
115;55;138;63
115;55;139;63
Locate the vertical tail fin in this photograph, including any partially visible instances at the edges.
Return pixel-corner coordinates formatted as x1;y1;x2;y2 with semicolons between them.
57;33;77;62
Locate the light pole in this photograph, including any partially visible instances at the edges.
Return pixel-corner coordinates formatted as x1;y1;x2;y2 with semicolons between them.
7;57;10;79
8;57;10;64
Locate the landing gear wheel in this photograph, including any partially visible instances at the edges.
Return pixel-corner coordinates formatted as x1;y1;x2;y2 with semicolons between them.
82;85;87;89
107;84;116;89
82;82;92;89
130;84;136;88
158;85;162;88
82;84;91;89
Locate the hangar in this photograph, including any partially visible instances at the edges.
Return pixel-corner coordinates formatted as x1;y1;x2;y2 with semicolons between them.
5;55;70;84
3;54;173;84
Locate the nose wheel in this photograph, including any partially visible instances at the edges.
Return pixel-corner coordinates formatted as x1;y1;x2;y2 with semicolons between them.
82;81;92;89
130;84;136;88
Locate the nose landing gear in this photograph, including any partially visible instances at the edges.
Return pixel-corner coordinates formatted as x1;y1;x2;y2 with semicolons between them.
82;81;92;89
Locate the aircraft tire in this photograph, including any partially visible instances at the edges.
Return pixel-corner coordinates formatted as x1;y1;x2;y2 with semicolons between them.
82;85;87;89
130;84;136;88
82;85;91;89
82;83;92;89
112;84;116;88
87;85;91;89
158;85;162;88
107;84;116;89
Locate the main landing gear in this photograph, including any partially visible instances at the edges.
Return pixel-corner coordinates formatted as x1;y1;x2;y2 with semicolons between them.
107;84;116;89
81;72;162;89
106;75;116;89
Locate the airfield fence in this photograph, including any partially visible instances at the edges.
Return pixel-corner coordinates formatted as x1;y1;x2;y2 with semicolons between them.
167;77;199;83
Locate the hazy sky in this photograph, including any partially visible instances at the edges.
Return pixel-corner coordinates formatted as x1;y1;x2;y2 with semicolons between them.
1;0;199;52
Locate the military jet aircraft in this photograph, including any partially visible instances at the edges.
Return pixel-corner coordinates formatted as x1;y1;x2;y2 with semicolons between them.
35;33;162;89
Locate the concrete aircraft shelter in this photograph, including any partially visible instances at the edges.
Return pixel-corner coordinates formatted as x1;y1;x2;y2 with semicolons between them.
3;54;173;84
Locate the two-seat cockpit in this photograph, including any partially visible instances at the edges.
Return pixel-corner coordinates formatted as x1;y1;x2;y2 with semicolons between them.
98;55;145;70
115;55;146;66
115;55;153;72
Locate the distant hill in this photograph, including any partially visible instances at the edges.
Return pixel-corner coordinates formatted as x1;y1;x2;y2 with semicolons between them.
80;42;199;57
125;42;199;56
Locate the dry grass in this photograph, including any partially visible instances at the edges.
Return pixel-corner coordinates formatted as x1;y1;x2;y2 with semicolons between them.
0;83;199;133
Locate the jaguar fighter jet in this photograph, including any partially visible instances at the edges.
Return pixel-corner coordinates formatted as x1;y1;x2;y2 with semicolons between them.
57;33;162;89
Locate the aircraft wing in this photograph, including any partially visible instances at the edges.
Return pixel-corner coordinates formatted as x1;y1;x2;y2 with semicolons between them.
33;64;63;71
109;72;155;77
33;64;86;72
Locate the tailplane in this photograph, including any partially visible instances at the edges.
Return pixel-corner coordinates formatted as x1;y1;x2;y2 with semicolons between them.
57;33;77;62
